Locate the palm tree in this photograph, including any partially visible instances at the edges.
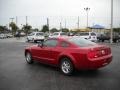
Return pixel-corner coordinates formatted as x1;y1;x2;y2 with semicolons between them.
22;24;32;35
0;26;5;33
9;22;18;35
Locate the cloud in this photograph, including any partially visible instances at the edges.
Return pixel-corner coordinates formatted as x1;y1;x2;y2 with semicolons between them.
0;0;120;28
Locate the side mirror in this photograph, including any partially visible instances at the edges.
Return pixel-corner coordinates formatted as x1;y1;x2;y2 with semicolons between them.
38;42;43;47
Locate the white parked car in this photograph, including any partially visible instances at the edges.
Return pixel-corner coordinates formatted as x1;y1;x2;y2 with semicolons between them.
26;32;45;43
49;32;68;38
6;34;13;38
0;34;7;39
75;32;97;42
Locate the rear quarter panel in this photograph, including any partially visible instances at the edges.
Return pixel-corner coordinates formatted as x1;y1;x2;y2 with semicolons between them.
56;47;89;69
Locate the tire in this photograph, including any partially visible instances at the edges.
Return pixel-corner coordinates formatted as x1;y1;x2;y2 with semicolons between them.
102;39;104;42
60;58;74;75
25;52;33;64
113;39;117;43
34;40;37;43
26;38;30;42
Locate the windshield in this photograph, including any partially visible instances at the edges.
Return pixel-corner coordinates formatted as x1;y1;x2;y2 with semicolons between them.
80;33;89;36
53;33;59;35
36;33;44;36
68;38;97;47
28;33;34;36
60;32;67;36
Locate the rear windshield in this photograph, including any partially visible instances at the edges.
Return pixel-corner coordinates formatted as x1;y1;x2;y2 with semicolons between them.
68;38;96;47
76;32;96;36
80;33;89;36
53;33;59;35
60;33;67;36
36;33;44;36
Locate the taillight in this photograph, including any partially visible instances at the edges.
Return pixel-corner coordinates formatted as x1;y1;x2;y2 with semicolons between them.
88;48;111;59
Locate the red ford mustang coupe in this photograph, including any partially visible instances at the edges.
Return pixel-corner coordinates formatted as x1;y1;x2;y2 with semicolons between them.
25;37;112;75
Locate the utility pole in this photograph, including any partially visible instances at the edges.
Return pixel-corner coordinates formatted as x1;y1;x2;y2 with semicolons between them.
77;16;79;29
26;16;28;25
84;7;90;28
10;18;14;22
47;18;50;33
16;16;18;25
65;19;66;29
110;0;113;44
60;22;62;32
9;18;14;30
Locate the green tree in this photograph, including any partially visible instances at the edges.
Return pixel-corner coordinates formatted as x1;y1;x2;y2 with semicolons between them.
113;28;120;33
9;22;18;35
50;28;58;33
33;28;39;32
41;25;49;33
22;24;32;35
0;26;6;33
61;28;69;32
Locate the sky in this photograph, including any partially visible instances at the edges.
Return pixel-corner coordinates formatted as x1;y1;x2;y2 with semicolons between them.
0;0;120;29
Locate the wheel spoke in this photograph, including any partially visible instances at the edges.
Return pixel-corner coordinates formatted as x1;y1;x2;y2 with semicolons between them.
62;61;71;74
26;53;31;62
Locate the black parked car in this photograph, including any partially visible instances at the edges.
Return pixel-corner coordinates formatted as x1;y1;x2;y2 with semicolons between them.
97;32;120;43
97;33;110;42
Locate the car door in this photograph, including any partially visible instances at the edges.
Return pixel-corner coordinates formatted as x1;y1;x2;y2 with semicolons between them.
33;39;58;64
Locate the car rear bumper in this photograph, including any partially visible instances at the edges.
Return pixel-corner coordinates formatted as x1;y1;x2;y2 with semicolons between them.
75;54;112;70
87;56;112;69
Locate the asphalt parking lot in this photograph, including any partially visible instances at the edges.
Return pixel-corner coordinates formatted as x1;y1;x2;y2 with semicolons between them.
0;38;120;90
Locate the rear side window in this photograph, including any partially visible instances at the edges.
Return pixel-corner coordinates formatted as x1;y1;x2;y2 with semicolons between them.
43;39;58;47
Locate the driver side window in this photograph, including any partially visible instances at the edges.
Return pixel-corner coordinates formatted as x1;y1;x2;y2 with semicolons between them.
43;39;58;47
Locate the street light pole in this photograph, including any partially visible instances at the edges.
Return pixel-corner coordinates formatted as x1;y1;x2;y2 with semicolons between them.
110;0;113;44
16;16;18;26
60;22;62;32
84;7;90;28
47;18;50;34
77;16;79;29
10;18;14;22
65;19;66;29
26;16;28;25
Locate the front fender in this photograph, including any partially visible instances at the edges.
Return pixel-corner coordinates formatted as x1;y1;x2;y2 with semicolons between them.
25;47;32;56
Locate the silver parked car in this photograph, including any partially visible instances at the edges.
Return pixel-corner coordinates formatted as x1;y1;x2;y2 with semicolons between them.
26;32;45;43
74;32;97;42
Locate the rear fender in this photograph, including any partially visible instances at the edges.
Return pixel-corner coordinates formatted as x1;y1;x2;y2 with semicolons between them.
57;53;77;68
